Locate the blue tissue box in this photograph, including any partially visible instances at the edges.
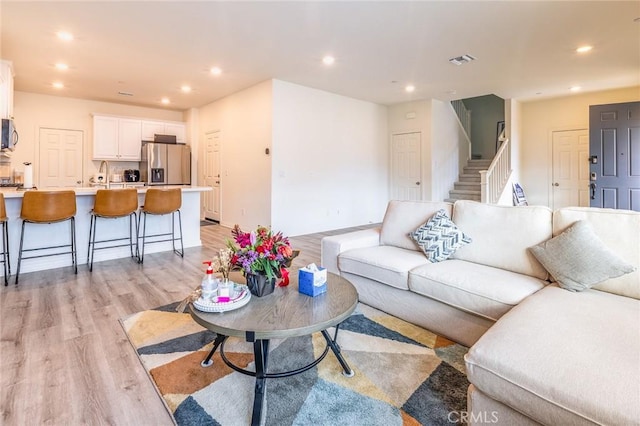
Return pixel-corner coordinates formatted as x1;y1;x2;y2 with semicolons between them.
298;267;327;297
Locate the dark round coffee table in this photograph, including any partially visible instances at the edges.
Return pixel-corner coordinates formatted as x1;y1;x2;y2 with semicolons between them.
188;271;358;426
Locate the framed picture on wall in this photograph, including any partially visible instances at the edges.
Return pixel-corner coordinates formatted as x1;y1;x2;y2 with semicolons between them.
495;121;506;153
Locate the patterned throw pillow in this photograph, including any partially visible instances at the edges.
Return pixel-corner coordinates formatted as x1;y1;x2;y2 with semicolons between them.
410;209;472;262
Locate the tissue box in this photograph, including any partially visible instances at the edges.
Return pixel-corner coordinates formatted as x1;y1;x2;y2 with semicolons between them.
298;267;327;297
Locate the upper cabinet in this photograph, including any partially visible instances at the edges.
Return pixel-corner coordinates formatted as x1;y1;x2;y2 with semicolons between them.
93;115;142;161
141;120;186;143
0;60;15;119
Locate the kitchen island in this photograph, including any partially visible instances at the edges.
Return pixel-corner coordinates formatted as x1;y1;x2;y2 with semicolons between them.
1;186;211;277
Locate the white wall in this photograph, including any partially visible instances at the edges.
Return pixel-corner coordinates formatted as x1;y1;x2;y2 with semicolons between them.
521;86;639;206
388;99;467;202
271;80;388;236
430;99;467;202
197;80;273;230
388;101;432;199
13;91;183;186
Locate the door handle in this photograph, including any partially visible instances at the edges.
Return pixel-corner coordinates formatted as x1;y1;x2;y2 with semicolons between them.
415;182;420;186
553;182;559;187
590;182;596;200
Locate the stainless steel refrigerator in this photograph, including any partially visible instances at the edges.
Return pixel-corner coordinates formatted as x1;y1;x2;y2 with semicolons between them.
140;142;191;185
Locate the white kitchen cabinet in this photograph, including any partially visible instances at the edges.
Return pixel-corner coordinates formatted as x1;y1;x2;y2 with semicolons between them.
118;118;143;160
0;60;14;119
141;120;186;143
93;115;142;161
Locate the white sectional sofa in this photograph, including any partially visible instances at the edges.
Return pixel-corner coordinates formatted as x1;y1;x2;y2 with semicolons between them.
321;200;639;425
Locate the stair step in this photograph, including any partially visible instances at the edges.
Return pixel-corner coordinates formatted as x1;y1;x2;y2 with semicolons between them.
454;182;481;190
468;159;493;167
448;189;481;202
463;166;488;173
459;174;481;182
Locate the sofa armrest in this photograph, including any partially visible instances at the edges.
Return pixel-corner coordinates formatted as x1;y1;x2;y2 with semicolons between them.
321;227;381;275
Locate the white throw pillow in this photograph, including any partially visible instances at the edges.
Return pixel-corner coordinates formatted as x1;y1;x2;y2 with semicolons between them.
410;209;472;262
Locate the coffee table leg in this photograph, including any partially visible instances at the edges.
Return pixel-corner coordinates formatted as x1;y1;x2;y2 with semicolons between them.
251;339;270;426
322;326;354;377
201;334;227;367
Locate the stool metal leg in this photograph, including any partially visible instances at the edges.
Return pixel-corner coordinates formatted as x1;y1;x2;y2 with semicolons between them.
15;220;27;285
88;214;96;271
138;212;147;264
172;210;184;258
2;221;9;287
71;217;77;274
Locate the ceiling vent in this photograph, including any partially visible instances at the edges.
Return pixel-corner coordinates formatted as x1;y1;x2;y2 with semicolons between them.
449;54;476;66
117;91;134;96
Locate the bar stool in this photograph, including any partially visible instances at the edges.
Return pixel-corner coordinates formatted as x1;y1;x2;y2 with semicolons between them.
16;190;77;285
0;193;10;286
138;188;183;263
87;188;139;271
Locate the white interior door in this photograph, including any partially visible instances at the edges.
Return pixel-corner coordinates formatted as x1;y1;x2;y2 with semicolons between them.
203;131;220;221
391;132;422;200
552;129;589;209
38;128;84;188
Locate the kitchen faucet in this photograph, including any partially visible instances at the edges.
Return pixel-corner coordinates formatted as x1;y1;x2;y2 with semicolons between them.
99;160;110;188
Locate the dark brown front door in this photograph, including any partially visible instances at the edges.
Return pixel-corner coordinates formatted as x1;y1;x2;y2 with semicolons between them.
589;101;640;211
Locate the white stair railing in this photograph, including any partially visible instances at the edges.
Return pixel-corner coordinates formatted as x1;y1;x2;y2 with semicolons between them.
479;137;512;204
451;100;471;138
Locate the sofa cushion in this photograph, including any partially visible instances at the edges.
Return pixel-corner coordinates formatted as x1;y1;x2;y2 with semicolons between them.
465;285;640;425
338;246;428;290
530;220;636;292
553;206;640;299
409;260;546;321
451;200;552;280
380;200;453;251
409;209;472;262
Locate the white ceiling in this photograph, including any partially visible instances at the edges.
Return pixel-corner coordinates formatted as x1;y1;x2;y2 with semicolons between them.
2;1;639;111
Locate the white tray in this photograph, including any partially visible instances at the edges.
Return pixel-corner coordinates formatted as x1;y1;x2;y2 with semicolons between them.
193;284;251;313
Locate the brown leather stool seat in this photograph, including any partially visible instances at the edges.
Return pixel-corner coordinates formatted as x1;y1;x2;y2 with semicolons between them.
87;188;139;271
16;190;77;284
0;193;10;286
138;188;183;263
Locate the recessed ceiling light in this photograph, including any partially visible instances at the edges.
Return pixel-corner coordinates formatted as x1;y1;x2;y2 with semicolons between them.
181;85;192;93
52;82;64;89
405;85;415;93
322;56;335;66
576;46;592;53
55;63;69;71
570;86;582;92
161;97;170;104
210;67;222;76
56;31;73;41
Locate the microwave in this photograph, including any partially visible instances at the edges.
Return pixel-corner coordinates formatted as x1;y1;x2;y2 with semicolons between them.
1;119;18;151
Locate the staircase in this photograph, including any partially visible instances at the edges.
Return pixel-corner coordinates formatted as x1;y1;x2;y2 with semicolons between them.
445;158;492;203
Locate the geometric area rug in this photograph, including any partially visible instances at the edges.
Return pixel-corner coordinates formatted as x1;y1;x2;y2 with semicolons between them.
120;302;470;426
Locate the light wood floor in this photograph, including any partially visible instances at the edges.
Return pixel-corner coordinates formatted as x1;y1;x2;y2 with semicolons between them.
0;222;376;425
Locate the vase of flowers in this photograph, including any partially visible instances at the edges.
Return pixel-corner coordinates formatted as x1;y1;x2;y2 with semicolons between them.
228;225;296;297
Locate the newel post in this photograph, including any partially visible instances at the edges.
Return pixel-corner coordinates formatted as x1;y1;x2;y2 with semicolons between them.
479;170;488;203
